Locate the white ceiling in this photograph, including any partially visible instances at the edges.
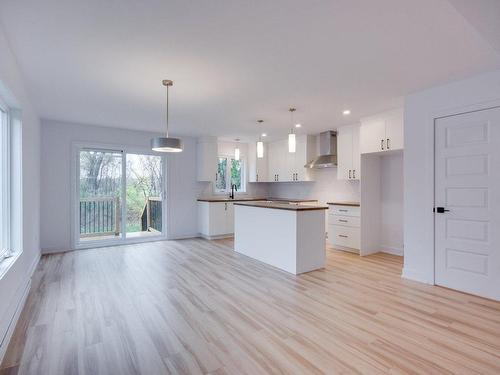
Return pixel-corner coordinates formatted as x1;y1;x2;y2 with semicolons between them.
0;0;499;141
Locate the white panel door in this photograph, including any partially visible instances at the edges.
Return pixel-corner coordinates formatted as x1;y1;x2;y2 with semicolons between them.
360;119;386;154
435;107;500;301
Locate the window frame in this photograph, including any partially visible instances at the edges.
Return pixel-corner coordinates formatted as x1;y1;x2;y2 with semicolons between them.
71;142;168;250
0;98;11;262
214;154;246;194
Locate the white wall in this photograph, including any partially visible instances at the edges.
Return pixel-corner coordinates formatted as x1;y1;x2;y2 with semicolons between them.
380;152;404;255
0;28;41;360
267;168;360;204
40;120;203;253
404;69;500;284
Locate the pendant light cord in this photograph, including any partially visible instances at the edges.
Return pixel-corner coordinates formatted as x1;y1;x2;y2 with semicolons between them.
165;84;169;137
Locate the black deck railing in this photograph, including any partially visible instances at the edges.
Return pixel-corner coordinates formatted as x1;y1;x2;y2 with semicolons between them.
141;197;162;233
80;196;120;236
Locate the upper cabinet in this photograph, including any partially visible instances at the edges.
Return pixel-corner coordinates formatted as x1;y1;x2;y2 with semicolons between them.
197;137;218;181
337;125;360;180
267;135;315;182
360;109;404;154
248;142;268;182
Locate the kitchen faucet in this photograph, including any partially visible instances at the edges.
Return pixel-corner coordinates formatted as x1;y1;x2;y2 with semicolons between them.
230;184;237;199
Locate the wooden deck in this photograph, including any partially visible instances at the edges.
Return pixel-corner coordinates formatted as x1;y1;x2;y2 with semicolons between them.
1;238;500;374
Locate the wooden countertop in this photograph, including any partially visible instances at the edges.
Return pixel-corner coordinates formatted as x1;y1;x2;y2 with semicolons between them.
266;197;318;203
234;201;328;211
197;197;318;203
326;201;360;207
197;197;266;202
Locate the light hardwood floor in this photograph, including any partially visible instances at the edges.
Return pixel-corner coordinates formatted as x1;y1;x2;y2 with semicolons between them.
1;238;500;374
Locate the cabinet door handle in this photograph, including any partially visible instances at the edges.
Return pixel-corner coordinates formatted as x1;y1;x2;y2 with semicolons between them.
387;138;390;150
339;234;348;238
339;209;348;212
225;203;227;210
349;170;352;179
256;174;258;182
215;173;218;181
381;139;385;150
339;219;348;223
277;174;279;182
353;170;356;179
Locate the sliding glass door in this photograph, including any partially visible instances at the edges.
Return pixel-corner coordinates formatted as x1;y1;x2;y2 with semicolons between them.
76;147;165;248
125;153;163;238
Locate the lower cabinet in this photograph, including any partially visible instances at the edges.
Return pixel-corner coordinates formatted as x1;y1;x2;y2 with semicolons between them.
198;201;235;239
327;204;360;252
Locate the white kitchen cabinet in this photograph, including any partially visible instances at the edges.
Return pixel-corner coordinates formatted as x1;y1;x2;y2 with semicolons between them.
360;109;403;154
328;204;360;252
198;201;235;239
197;137;218;181
248;142;268;182
267;135;315;182
337;125;361;180
385;111;404;151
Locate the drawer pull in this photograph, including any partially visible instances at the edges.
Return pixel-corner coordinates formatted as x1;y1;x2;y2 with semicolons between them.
338;219;348;223
339;235;348;238
339;209;348;212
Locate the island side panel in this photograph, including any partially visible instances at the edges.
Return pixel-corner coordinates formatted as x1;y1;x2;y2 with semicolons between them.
234;205;297;274
296;210;326;274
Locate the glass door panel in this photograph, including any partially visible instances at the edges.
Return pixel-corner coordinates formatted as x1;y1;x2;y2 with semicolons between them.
78;149;122;243
125;153;163;238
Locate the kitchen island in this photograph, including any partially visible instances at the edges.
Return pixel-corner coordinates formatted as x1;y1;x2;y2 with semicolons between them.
234;201;328;274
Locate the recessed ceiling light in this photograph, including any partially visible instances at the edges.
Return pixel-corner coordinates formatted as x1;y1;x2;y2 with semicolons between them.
262;133;267;137
295;123;301;128
343;109;351;115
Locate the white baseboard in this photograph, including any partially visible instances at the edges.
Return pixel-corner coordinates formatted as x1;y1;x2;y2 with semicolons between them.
0;251;40;364
197;233;233;240
402;267;434;285
167;234;199;240
380;245;404;256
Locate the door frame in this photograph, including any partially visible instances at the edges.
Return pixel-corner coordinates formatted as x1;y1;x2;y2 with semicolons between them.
431;101;500;285
71;141;168;250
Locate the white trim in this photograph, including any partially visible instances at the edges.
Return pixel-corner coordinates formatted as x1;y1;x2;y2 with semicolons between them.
0;251;39;363
402;266;433;284
71;141;168;250
425;99;500;286
380;245;403;256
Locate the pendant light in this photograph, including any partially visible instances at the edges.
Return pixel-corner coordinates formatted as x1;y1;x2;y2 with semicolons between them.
256;120;264;158
151;79;183;152
288;108;296;153
234;138;240;161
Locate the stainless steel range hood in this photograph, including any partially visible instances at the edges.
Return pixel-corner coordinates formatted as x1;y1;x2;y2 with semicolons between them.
304;131;337;169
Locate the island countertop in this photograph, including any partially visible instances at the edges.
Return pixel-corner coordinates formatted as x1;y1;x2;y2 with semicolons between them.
197;197;318;203
326;201;360;207
234;201;328;211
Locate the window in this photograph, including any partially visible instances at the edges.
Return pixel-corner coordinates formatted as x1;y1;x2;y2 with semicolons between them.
215;156;245;193
0;102;11;262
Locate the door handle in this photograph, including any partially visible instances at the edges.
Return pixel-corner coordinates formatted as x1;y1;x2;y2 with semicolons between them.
381;139;385;150
349;170;352;179
387;138;390;150
434;207;450;213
